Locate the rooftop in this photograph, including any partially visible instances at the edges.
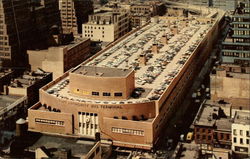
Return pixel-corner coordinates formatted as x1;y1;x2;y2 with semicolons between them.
233;111;250;125
72;66;133;77
28;134;96;158
42;12;222;104
0;95;26;117
9;69;51;88
215;118;232;131
194;103;219;127
0;69;12;79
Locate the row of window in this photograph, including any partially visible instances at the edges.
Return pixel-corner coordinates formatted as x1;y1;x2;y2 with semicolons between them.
75;89;123;97
79;123;98;129
35;118;64;126
233;137;250;145
92;91;122;97
196;134;212;141
0;52;10;56
223;52;250;58
84;26;105;30
233;129;250;136
111;127;144;136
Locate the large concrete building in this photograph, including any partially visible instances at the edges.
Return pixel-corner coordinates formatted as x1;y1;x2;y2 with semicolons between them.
59;0;93;35
82;11;129;42
28;38;91;79
27;8;225;149
210;65;250;110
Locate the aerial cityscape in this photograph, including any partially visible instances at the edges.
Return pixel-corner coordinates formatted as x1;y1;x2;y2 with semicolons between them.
0;0;249;159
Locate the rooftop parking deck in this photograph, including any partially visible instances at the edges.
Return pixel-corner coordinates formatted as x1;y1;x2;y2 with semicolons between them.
43;16;215;104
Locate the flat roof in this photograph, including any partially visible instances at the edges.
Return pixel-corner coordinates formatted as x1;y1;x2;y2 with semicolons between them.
233;111;250;125
72;66;133;77
28;134;96;157
9;70;51;88
0;95;23;109
43;13;221;104
194;104;219;127
0;69;12;79
216;118;232;131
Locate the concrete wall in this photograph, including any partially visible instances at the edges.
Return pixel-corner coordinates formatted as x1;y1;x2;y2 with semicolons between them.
69;71;135;100
210;71;250;108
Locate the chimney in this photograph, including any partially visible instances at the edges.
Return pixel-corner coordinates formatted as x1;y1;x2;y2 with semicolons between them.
139;54;147;65
171;26;178;35
161;35;168;44
152;43;158;54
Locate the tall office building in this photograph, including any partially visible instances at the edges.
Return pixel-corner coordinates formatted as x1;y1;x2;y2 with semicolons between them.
221;0;250;64
0;0;62;67
59;0;93;35
0;0;32;67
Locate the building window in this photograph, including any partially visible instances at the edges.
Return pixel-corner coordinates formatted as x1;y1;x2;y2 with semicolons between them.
234;137;237;143
240;138;243;144
92;92;99;96
114;92;122;97
35;118;64;126
103;92;111;96
246;139;249;145
208;136;212;140
111;127;144;136
233;129;237;135
240;130;243;136
246;131;249;137
202;135;206;140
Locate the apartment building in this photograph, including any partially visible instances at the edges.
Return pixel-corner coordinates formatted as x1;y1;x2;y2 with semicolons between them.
232;111;250;158
193;101;232;149
82;11;129;42
59;0;93;35
28;38;91;79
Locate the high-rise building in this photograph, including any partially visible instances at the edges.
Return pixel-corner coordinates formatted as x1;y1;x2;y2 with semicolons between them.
59;0;93;35
221;0;250;65
0;0;62;67
0;0;33;67
30;0;62;49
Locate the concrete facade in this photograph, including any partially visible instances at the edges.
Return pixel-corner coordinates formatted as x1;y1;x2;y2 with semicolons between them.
28;38;91;79
210;66;250;110
28;9;225;150
82;11;129;42
59;0;93;35
232;111;250;157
